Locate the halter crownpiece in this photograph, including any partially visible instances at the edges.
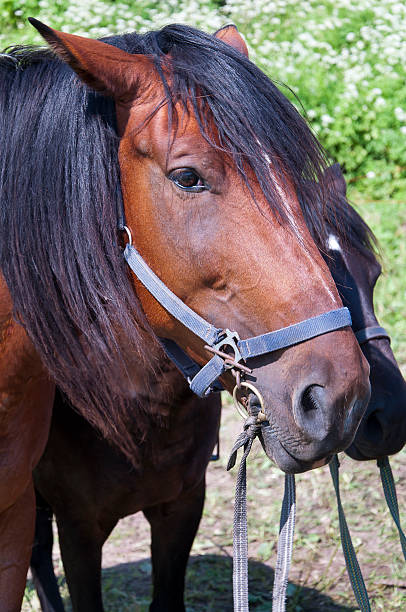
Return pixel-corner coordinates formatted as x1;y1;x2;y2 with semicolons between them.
123;237;352;398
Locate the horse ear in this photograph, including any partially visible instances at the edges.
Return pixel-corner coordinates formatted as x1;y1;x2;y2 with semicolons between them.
214;24;249;57
28;18;153;101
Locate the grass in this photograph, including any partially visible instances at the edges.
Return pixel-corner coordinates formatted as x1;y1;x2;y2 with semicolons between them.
23;397;406;611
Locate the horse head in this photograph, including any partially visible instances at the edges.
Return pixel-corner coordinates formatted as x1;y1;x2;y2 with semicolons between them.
30;20;370;473
321;164;406;460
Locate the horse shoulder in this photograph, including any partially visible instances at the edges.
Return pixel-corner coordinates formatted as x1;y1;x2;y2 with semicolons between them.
0;272;55;503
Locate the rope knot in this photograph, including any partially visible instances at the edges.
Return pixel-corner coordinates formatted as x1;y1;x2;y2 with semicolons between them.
243;414;261;439
227;400;262;471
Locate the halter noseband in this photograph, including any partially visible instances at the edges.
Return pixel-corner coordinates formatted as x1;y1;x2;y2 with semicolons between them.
122;227;352;398
355;326;390;345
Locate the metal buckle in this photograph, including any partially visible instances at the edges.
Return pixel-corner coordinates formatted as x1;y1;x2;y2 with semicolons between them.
214;329;242;364
204;329;252;380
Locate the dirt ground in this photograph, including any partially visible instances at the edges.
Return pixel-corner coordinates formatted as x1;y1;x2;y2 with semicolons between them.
23;394;406;611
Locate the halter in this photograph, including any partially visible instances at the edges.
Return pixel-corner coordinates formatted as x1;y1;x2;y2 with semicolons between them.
118;198;393;612
355;325;390;345
122;227;352;399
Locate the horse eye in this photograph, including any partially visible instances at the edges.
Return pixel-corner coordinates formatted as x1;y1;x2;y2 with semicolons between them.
169;168;207;192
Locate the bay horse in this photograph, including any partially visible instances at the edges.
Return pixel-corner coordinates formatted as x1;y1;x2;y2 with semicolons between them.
0;20;371;610
29;164;406;612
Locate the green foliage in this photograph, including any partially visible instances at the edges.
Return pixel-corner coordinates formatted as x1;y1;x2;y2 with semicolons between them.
224;0;406;200
1;0;406;199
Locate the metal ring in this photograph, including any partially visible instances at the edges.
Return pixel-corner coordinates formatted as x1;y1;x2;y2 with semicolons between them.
123;225;132;246
232;381;265;420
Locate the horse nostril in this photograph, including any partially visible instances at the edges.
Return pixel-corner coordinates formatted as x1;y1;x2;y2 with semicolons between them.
301;385;323;413
294;384;328;440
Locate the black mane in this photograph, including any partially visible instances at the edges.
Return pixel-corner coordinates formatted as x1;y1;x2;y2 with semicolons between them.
0;24;367;456
0;44;161;458
297;163;377;257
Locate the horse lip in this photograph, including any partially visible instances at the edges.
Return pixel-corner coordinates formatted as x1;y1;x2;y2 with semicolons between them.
277;441;331;473
262;433;332;474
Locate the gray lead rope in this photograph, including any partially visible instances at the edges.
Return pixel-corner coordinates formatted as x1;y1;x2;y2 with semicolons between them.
227;405;296;612
332;455;406;611
330;455;371;611
227;412;260;612
272;474;296;612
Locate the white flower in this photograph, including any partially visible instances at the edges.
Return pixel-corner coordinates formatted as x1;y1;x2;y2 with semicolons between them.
321;114;334;127
395;107;406;121
375;96;386;108
366;171;376;178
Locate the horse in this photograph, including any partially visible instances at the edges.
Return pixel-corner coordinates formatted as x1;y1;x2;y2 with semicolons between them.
28;164;405;612
316;166;406;460
0;20;370;610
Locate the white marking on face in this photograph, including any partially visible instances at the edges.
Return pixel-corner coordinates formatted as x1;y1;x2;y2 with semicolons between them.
273;180;338;304
257;138;306;243
272;175;303;238
328;233;342;252
257;138;339;305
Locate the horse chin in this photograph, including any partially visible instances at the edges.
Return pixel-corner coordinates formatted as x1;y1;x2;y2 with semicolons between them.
345;440;406;462
344;444;370;461
258;431;331;474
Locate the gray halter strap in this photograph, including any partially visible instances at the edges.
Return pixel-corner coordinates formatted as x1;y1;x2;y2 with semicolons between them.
355;326;390;345
124;242;352;397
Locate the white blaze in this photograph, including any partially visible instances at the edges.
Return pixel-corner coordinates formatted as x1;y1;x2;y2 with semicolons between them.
327;234;342;252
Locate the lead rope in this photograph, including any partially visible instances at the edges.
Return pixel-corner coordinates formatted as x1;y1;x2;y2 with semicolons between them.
227;399;296;612
227;411;259;612
378;456;406;561
329;455;371;612
331;455;406;610
272;473;296;612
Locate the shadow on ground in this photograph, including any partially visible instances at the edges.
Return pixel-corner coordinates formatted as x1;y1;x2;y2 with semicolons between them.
37;554;356;611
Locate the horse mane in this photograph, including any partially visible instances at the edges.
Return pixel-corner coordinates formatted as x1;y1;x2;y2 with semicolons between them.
297;164;378;258
0;44;163;461
0;25;347;458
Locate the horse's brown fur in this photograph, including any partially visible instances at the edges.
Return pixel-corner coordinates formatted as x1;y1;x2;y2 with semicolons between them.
0;22;371;609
